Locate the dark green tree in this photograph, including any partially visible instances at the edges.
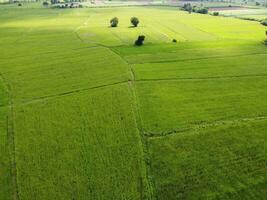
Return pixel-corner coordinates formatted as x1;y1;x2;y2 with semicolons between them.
110;17;119;27
131;17;139;27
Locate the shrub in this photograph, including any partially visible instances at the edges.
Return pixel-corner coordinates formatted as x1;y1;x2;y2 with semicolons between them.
256;2;260;6
135;35;145;46
182;3;192;13
43;1;49;6
172;39;177;43
51;0;58;4
261;20;267;26
213;12;219;16
18;3;22;6
197;8;208;14
131;17;139;27
110;17;119;27
264;39;267;45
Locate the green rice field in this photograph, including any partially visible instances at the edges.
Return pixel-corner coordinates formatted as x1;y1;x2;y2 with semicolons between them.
0;2;267;200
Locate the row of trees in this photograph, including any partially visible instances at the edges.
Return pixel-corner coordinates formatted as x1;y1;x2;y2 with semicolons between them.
110;17;139;27
182;3;208;14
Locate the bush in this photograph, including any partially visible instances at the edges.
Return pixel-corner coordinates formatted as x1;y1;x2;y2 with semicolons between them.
197;8;208;14
261;20;267;26
131;17;139;27
110;17;119;27
18;3;22;6
213;12;219;16
135;35;145;46
172;39;177;43
43;1;50;6
256;2;260;6
264;39;267;45
51;0;58;4
182;3;192;13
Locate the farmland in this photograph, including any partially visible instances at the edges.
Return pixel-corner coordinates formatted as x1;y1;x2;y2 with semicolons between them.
0;2;267;200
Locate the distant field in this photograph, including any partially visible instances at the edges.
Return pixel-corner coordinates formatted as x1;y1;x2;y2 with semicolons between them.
217;7;267;20
0;3;267;200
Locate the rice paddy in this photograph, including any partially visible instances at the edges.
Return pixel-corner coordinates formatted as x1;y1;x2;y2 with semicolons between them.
0;2;267;200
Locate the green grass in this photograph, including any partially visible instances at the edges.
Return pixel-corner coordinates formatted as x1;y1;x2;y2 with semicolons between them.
0;3;267;200
14;84;151;200
1;46;131;103
133;53;267;80
136;77;267;133
149;119;267;200
0;77;12;199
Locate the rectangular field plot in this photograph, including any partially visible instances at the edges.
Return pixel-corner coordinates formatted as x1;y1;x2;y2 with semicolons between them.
149;120;267;200
0;78;11;199
136;77;267;133
114;40;266;64
14;84;150;200
0;107;12;200
133;54;267;80
0;47;131;103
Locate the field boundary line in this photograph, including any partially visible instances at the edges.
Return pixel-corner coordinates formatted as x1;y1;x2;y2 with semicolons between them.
145;116;267;139
128;52;267;64
0;45;99;62
128;74;157;200
110;46;157;199
136;73;267;82
0;73;20;200
16;80;128;106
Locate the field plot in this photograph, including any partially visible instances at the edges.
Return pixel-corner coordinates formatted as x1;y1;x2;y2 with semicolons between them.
149;120;267;200
0;46;131;103
218;7;267;20
77;7;266;46
133;53;267;80
14;84;151;200
136;77;267;133
113;40;267;64
0;76;12;200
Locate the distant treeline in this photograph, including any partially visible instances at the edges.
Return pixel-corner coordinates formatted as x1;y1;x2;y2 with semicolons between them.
0;0;87;3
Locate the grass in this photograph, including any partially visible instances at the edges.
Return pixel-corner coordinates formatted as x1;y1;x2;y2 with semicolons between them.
14;84;151;200
149;119;267;200
0;3;267;200
136;77;267;133
0;74;12;199
1;46;131;103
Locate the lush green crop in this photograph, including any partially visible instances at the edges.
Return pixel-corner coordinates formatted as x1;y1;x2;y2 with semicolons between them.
149;119;267;200
0;3;267;200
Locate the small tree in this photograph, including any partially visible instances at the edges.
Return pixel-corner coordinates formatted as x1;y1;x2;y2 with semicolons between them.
51;0;58;4
197;8;208;14
135;35;145;46
183;3;192;13
43;1;50;6
110;17;119;27
261;19;267;26
131;17;139;27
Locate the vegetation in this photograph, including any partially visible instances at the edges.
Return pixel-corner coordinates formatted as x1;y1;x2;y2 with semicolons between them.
183;3;208;14
110;17;119;27
43;1;49;6
0;3;267;200
261;19;267;26
135;35;145;46
130;17;139;27
213;11;219;16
